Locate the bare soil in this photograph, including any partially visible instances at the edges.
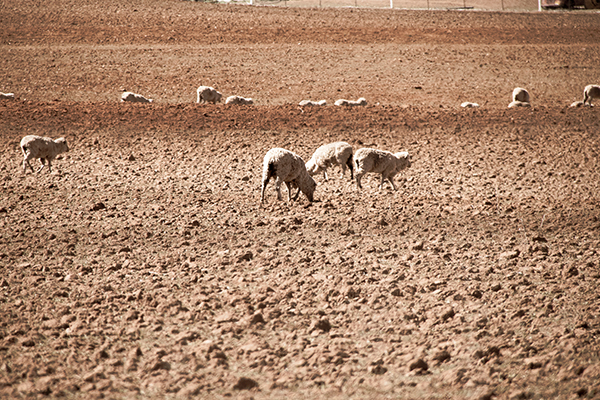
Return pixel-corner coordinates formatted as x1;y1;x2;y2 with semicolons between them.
1;1;600;399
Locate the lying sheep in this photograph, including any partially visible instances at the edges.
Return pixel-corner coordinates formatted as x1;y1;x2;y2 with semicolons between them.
461;102;479;108
299;100;327;107
225;95;254;105
20;135;69;174
197;86;222;104
0;92;15;100
570;101;586;108
508;100;531;108
354;148;411;191
121;91;152;103
306;141;354;181
583;84;600;106
512;87;530;103
334;98;367;107
260;148;316;204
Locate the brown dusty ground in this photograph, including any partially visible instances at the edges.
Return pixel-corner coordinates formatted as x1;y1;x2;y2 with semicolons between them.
1;1;600;399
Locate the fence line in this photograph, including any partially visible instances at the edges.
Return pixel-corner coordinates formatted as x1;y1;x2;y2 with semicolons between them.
240;0;541;11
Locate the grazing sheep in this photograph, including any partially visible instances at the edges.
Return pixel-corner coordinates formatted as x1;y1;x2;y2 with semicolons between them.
334;98;367;107
121;91;152;103
583;84;600;106
197;86;222;104
461;102;479;108
225;95;254;105
354;148;411;191
0;92;15;100
20;135;69;174
508;100;531;108
299;100;327;106
512;87;530;103
306;141;354;181
570;100;586;108
260;148;316;204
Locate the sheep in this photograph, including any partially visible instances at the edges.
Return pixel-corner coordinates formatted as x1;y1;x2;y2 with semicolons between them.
334;98;367;107
20;135;69;174
353;148;411;191
0;92;15;100
225;95;254;105
508;100;531;108
583;84;600;106
260;148;316;204
305;141;354;181
512;87;530;103
121;91;152;103
461;102;479;108
570;101;586;108
197;86;222;104
299;100;327;106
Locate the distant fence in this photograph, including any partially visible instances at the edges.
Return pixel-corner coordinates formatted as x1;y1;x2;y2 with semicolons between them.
218;0;542;11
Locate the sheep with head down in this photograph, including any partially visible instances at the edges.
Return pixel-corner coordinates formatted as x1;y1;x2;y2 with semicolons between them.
334;98;367;107
353;148;411;191
260;148;316;204
121;91;152;103
197;86;222;104
306;141;354;181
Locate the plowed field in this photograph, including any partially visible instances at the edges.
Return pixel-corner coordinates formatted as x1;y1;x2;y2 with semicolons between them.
1;1;600;399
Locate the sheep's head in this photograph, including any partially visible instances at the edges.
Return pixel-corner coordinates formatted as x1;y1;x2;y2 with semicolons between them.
56;138;69;153
305;159;318;176
395;152;411;170
304;176;317;202
357;98;367;105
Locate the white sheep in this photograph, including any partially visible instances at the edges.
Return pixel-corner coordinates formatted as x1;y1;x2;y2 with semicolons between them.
0;92;15;100
334;98;367;107
583;84;600;106
508;100;531;108
121;91;152;103
461;102;479;108
512;87;530;103
354;148;411;191
20;135;69;174
225;95;254;105
197;86;222;104
570;101;586;108
260;148;316;204
306;141;354;181
299;100;327;106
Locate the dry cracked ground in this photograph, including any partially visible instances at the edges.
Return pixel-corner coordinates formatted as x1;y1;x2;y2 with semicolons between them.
1;0;600;399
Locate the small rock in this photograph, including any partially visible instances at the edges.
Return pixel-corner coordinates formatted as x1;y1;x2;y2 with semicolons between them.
313;318;332;332
128;154;136;161
411;241;424;251
368;364;388;374
432;350;451;364
91;202;106;211
250;313;265;325
237;252;253;262
233;377;258;390
408;358;428;372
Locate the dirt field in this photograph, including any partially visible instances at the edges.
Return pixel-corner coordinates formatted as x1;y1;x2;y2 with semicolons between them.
1;1;600;399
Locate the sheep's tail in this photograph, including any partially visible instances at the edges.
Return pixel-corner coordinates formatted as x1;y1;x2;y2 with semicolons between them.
346;152;354;179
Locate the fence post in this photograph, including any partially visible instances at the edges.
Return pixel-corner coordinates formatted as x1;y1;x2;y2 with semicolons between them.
390;0;393;8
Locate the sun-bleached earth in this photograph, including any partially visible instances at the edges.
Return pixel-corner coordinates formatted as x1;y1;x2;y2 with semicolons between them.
1;1;600;399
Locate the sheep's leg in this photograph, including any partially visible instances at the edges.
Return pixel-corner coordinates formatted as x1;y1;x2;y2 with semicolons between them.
379;174;386;190
284;181;293;202
36;158;46;173
356;173;363;189
275;179;283;201
47;158;53;173
323;170;328;181
24;158;35;174
260;177;270;203
388;177;397;191
290;181;301;201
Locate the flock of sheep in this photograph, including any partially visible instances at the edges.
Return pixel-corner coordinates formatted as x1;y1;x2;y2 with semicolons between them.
260;142;411;204
115;84;600;110
9;83;599;203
